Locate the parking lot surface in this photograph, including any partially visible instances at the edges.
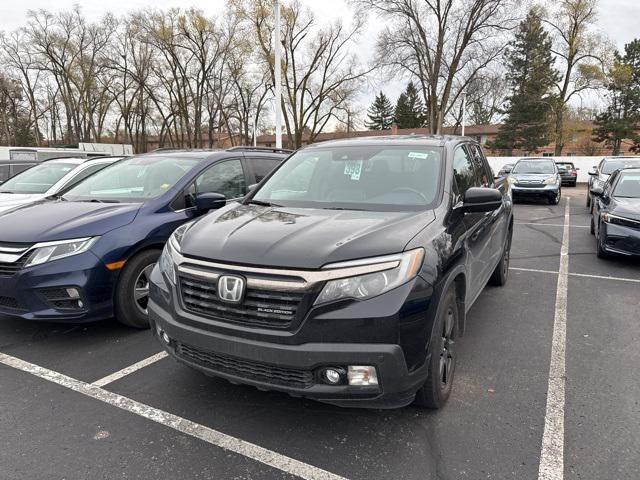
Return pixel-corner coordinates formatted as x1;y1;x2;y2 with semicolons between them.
1;186;638;480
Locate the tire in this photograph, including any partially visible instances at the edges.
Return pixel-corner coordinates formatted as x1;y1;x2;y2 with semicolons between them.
590;215;595;235
549;188;561;205
586;194;591;208
114;249;161;328
413;288;458;409
489;227;512;286
596;224;609;259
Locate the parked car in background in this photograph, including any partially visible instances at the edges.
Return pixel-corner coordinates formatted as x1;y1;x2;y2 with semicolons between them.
508;158;562;204
590;167;640;258
0;147;289;328
497;163;514;177
149;135;513;409
587;156;640;210
0;157;121;214
555;161;579;187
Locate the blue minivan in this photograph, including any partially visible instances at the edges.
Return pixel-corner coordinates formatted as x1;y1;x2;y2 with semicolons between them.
0;148;289;328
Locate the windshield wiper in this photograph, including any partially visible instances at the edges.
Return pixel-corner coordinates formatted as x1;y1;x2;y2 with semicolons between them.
86;199;120;203
322;206;368;211
247;199;282;207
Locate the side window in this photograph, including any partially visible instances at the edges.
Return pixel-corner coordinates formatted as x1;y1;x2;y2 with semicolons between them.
248;157;281;183
452;146;481;197
469;144;492;186
195;159;247;199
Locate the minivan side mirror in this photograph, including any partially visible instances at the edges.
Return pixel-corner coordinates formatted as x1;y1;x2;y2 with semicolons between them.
195;192;226;212
462;187;502;213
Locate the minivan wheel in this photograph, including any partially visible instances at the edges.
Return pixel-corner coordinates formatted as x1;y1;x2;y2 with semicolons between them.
414;288;458;409
114;249;161;329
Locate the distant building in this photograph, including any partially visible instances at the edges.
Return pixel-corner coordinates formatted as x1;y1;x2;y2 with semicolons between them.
256;122;637;157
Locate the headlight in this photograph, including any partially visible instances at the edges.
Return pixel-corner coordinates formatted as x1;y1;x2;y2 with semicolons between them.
544;176;558;185
168;221;194;253
507;177;517;184
602;212;640;228
315;248;424;305
23;237;99;268
159;242;177;284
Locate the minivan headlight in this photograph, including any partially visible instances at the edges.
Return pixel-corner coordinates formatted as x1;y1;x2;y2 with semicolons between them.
24;237;99;268
315;248;424;305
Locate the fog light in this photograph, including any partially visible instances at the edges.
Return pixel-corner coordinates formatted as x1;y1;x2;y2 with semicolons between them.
348;366;378;386
323;368;343;385
65;288;80;299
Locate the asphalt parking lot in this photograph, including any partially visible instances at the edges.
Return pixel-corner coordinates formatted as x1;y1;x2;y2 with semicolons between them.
1;185;639;480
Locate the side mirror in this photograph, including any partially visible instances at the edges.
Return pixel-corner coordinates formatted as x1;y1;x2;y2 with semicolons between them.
590;186;604;197
195;192;226;212
462;187;502;213
575;167;580;171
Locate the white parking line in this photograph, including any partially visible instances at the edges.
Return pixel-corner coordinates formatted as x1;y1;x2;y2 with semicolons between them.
516;222;589;228
510;267;640;284
92;351;169;387
538;198;570;480
0;352;347;480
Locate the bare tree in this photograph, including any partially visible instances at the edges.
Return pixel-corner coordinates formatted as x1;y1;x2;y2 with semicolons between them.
354;0;519;134
544;0;608;155
234;0;371;148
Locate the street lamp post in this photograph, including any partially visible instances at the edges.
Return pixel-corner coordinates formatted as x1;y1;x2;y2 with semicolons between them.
274;0;283;149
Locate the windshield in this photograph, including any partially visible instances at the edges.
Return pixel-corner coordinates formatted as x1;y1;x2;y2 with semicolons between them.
556;163;574;170
62;156;199;203
602;158;640;174
0;162;77;194
512;160;555;174
252;146;442;211
614;174;640;198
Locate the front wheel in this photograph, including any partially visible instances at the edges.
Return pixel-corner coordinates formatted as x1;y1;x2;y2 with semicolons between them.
596;225;609;259
114;249;161;328
549;188;561;205
414;288;458;409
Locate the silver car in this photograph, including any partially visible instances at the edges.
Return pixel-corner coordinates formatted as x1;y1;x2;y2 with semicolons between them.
0;157;122;214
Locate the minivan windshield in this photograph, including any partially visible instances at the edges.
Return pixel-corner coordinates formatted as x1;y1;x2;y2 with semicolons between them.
62;156;199;203
601;158;640;174
252;146;443;211
512;160;555;174
0;162;76;194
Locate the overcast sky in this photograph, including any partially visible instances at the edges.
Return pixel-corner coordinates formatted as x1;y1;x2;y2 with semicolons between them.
1;0;637;124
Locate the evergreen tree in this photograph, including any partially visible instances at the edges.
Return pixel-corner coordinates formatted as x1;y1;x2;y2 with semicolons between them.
490;8;559;155
365;91;394;130
593;39;640;155
394;82;425;129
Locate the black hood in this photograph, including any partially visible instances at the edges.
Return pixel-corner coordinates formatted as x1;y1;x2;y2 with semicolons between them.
611;197;640;222
181;204;435;269
0;200;141;243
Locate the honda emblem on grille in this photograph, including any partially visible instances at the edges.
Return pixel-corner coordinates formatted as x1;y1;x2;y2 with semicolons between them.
217;275;245;303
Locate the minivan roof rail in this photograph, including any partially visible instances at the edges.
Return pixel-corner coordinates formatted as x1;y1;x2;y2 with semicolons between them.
227;146;294;154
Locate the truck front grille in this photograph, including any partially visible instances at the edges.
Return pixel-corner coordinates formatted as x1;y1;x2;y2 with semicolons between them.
179;276;305;330
176;342;314;389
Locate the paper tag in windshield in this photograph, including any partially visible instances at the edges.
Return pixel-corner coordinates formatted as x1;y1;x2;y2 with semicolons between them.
344;160;363;180
408;152;429;159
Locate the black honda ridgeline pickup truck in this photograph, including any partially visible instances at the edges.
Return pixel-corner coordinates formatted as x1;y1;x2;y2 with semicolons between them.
149;136;513;409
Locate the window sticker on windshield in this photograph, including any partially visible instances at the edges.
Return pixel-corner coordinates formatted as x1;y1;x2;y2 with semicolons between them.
344;160;363;180
408;152;428;159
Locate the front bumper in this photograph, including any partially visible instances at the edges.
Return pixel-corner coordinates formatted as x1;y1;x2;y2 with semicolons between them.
148;266;434;409
0;250;116;322
512;184;559;199
600;223;640;256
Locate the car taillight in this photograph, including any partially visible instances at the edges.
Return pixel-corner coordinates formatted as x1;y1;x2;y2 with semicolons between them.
571;171;577;176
